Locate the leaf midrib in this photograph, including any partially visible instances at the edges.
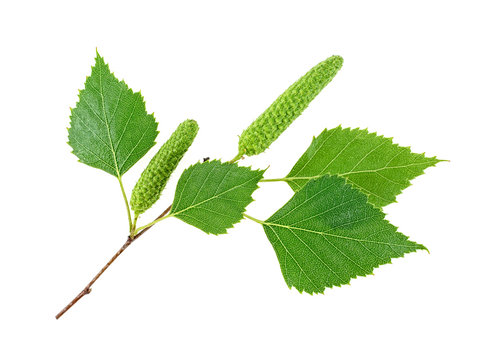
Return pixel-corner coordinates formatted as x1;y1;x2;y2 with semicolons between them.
261;221;420;249
171;173;260;217
98;66;121;178
287;161;438;182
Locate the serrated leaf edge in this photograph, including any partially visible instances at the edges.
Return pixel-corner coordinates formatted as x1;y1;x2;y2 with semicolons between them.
67;52;159;176
287;125;444;207
171;159;265;235
260;175;427;295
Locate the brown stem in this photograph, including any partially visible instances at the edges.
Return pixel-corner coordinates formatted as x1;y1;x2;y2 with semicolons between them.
55;205;172;319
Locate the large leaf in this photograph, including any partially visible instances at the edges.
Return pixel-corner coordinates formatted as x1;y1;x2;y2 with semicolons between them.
171;160;264;234
286;127;441;207
259;175;425;294
68;52;158;177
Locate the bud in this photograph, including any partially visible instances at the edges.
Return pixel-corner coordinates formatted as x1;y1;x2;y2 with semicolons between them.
130;119;199;215
238;55;343;156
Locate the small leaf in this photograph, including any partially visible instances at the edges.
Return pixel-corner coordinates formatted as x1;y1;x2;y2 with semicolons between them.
68;52;158;177
286;127;441;207
171;160;264;234
260;175;426;294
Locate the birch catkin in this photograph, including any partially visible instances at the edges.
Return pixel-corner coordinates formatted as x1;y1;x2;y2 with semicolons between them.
130;119;199;215
238;55;343;156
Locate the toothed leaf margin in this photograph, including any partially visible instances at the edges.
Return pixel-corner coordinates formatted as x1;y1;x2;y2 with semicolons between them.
261;175;426;294
68;52;158;176
171;160;265;235
287;126;441;207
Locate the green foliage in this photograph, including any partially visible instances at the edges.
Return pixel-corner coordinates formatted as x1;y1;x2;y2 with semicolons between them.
130;120;199;215
237;55;343;157
259;175;426;294
61;52;443;318
286;127;441;207
68;52;158;177
170;161;264;234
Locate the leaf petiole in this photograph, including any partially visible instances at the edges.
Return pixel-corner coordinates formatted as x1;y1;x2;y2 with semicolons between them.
243;213;265;225
130;214;139;238
133;213;173;236
260;176;321;183
117;176;133;231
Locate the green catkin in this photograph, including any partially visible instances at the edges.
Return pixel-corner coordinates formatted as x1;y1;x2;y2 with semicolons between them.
237;55;343;157
130;119;199;215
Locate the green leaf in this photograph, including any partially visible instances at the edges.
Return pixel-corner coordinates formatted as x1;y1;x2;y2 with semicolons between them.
68;52;158;177
170;160;264;234
258;175;425;294
286;127;441;207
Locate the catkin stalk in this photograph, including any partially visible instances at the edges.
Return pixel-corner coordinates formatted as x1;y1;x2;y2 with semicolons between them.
237;55;343;157
130;119;199;215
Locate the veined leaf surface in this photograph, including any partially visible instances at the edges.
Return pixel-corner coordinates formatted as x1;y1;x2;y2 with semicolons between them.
68;52;158;177
171;161;264;234
259;175;425;294
286;127;441;207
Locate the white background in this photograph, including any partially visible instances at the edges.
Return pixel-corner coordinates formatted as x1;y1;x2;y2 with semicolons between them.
0;1;481;359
